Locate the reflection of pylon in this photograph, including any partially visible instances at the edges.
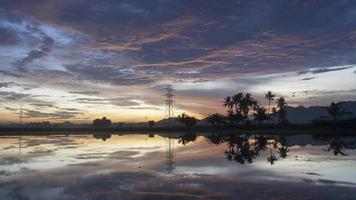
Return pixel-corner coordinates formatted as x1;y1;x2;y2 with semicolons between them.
164;86;174;126
165;137;175;173
18;136;22;154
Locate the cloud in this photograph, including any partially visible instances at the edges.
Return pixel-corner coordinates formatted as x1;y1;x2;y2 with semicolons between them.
0;91;30;100
1;1;356;120
16;36;55;72
0;82;11;88
297;66;355;75
300;77;316;81
75;97;139;107
69;91;101;95
23;109;83;120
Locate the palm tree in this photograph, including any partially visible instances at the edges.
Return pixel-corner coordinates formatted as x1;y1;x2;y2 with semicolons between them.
253;106;269;125
276;97;288;124
326;102;352;121
240;93;257;122
232;93;243;114
265;91;275;115
223;96;233;112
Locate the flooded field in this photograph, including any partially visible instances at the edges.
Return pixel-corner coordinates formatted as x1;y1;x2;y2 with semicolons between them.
0;133;356;200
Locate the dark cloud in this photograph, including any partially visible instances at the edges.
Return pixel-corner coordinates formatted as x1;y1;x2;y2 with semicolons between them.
300;77;316;81
2;0;356;83
66;65;156;85
0;82;11;88
0;91;30;100
69;91;101;95
297;66;355;75
128;106;160;110
29;103;56;108
75;97;139;107
0;27;20;46
23;109;83;120
0;70;23;78
17;36;54;72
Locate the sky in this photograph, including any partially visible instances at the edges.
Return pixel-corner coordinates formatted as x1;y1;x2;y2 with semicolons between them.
0;0;356;123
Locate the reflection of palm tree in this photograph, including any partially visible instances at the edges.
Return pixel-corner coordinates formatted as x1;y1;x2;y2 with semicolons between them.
178;132;197;145
265;91;275;115
206;133;224;145
224;136;257;164
267;140;278;165
278;146;289;158
326;138;348;156
277;136;289;158
254;136;268;153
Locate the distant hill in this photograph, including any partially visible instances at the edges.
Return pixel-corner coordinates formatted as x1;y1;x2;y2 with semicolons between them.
287;101;356;124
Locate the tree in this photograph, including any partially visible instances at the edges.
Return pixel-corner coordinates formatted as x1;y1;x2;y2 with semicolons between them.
148;120;155;128
223;96;234;112
276;97;288;124
177;113;197;127
265;91;275;115
93;117;112;128
240;93;257;122
207;113;225;126
223;93;257;124
326;102;352;121
253;106;269;125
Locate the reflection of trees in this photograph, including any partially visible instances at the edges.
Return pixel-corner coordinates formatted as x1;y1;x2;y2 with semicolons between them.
205;133;224;145
205;134;289;165
313;134;352;156
93;133;112;141
326;139;348;156
225;136;257;164
178;132;197;145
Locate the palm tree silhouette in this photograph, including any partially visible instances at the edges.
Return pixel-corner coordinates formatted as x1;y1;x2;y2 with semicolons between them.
276;97;288;124
223;96;234;112
240;93;257;122
326;102;352;121
265;91;275;115
253;106;270;125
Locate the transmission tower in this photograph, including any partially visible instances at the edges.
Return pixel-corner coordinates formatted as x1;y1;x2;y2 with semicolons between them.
164;85;174;125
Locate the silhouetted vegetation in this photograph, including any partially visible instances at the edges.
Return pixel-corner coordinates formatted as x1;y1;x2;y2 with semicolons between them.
148;120;155;128
177;113;197;127
265;91;275;115
207;113;225;126
93;117;112;128
276;97;289;124
205;134;290;165
178;132;197;145
93;133;112;141
326;102;353;121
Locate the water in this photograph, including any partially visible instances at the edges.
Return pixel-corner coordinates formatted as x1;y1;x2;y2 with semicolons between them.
0;132;356;200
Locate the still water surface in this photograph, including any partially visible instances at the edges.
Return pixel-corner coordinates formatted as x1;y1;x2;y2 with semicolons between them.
0;133;356;200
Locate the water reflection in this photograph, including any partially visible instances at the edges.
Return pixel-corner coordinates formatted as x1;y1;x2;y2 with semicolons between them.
0;133;356;200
